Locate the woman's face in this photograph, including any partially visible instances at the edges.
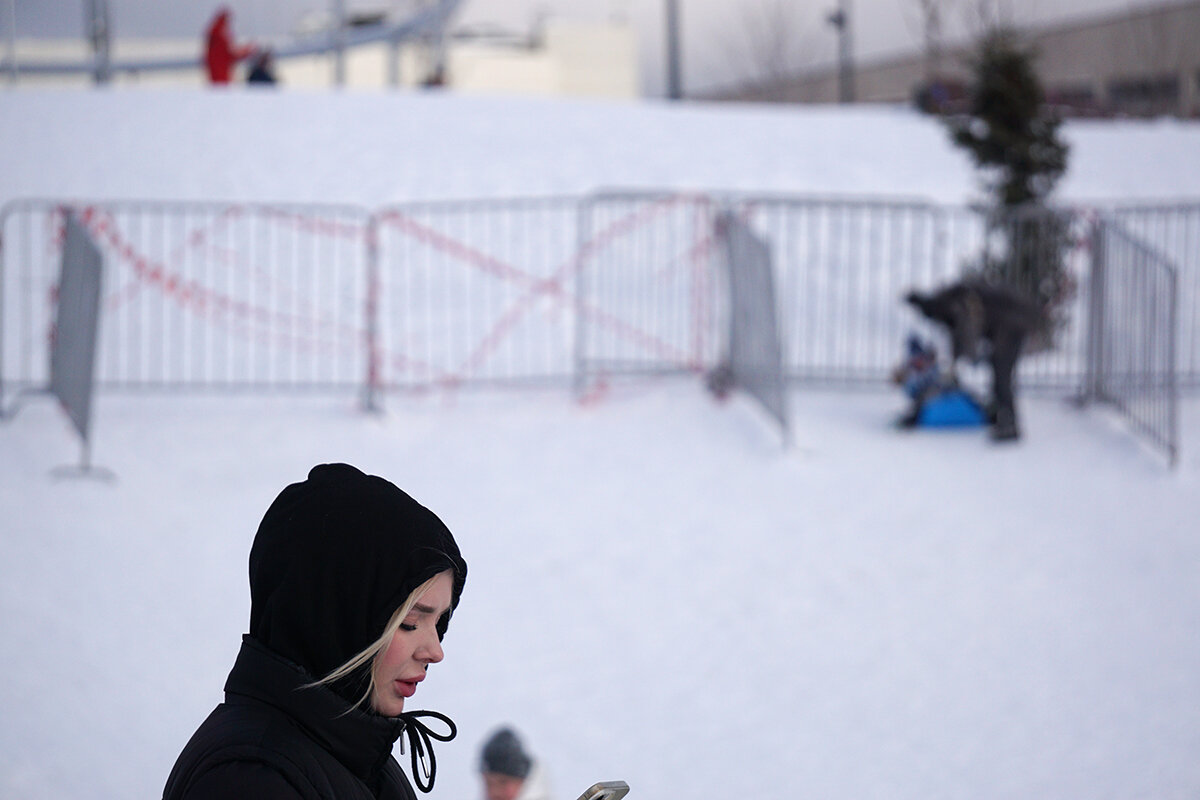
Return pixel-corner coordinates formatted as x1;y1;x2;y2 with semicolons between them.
371;569;454;716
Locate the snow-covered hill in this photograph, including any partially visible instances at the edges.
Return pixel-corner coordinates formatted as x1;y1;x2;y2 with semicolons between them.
2;88;1199;800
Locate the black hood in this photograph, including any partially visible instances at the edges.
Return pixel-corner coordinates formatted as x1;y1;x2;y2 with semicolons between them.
248;463;467;693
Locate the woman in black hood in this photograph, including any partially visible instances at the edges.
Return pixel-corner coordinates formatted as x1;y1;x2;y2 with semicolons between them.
163;463;468;800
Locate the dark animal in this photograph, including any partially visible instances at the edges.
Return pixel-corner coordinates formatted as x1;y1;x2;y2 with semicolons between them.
905;280;1046;441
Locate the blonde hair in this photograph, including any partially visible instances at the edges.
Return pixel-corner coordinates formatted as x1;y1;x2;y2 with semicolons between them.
308;573;446;710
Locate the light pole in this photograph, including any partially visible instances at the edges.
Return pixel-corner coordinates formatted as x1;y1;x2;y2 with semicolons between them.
7;0;17;84
826;0;853;103
332;0;346;86
85;0;111;85
665;0;682;100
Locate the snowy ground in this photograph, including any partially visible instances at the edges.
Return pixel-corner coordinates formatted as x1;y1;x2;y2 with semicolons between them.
2;88;1200;800
2;89;1199;207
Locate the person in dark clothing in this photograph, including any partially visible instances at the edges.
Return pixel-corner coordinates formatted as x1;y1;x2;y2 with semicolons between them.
247;48;278;85
905;280;1046;441
162;463;468;800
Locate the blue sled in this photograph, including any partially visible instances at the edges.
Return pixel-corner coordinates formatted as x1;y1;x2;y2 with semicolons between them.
918;388;988;427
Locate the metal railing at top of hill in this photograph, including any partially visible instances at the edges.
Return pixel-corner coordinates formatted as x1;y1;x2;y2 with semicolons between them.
1;194;1198;404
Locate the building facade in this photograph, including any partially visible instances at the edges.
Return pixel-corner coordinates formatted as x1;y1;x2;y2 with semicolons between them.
705;0;1200;118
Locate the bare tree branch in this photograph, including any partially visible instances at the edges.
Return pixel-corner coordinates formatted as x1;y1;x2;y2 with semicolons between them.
707;0;825;99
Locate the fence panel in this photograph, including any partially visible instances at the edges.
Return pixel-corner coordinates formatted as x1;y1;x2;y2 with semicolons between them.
3;195;1196;412
722;198;1095;391
1099;204;1200;386
729;198;964;384
575;192;721;385
1;200;371;392
371;197;583;390
1086;217;1179;464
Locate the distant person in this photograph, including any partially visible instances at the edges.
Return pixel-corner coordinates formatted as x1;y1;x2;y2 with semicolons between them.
891;333;943;427
162;463;468;800
890;332;987;429
480;727;552;800
247;48;278;86
204;6;255;85
905;279;1047;441
421;64;447;89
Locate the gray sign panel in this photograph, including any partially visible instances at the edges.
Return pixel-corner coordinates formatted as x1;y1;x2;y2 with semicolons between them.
718;210;788;438
50;212;103;441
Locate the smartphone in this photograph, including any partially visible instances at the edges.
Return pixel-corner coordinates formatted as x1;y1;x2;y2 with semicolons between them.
576;781;630;800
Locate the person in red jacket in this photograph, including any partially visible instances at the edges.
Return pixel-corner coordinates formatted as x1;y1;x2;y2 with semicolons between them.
204;7;255;84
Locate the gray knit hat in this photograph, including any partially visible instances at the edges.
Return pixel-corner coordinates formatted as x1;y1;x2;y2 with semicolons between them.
480;727;532;779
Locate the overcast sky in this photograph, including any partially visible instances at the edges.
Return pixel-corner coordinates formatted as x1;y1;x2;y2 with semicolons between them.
2;0;1168;95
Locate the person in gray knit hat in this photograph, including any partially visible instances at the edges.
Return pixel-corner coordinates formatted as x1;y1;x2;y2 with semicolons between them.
479;727;552;800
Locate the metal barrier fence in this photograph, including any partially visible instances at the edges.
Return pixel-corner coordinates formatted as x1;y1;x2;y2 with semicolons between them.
370;197;584;394
1099;203;1200;386
1084;217;1180;464
575;192;721;387
736;196;974;386
577;193;1105;392
2;195;1197;407
0;200;372;393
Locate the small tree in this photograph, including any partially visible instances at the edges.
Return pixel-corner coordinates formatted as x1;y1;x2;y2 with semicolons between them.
946;27;1072;320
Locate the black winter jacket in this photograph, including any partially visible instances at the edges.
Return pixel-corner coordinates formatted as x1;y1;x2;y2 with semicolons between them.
163;637;416;800
163;464;468;800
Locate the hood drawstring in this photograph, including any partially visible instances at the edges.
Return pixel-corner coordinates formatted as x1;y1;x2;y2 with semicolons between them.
398;710;457;793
